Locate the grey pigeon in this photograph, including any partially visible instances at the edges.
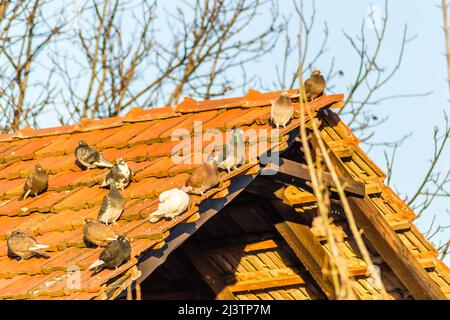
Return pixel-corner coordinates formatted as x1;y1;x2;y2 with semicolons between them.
304;70;326;101
23;164;48;199
270;92;294;129
217;127;245;173
7;231;49;260
100;158;132;190
75;140;113;170
97;179;125;225
181;154;220;195
88;235;131;273
83;218;118;247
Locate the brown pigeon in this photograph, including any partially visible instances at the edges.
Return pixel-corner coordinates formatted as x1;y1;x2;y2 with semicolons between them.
83;218;118;247
23;163;48;199
304;70;326;101
7;231;49;260
270;92;294;129
181;156;220;195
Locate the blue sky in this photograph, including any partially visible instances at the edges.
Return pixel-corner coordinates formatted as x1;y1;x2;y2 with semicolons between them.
38;0;449;261
244;0;450;261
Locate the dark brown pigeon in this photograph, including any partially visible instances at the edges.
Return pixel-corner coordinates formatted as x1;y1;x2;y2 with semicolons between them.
304;70;326;101
23;164;48;199
88;235;131;273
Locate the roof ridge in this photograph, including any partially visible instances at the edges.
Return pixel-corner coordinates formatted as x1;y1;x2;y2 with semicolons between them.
0;89;344;141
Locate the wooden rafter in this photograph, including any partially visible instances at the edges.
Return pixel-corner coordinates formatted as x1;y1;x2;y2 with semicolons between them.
266;200;337;299
348;196;447;300
262;158;366;197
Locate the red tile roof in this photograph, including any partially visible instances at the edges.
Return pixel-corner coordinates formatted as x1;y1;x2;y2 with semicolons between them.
0;90;343;299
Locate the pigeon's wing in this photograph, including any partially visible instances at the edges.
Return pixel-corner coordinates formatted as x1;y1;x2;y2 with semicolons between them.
304;78;312;93
23;173;34;192
99;241;118;263
97;195;111;220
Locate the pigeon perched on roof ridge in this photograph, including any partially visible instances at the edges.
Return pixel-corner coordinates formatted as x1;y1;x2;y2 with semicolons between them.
270;91;294;129
83;217;118;247
88;235;131;273
100;158;132;190
97;179;125;225
75;140;114;170
217;127;245;173
181;154;220;195
22;163;48;200
149;188;189;223
6;231;50;260
304;69;326;101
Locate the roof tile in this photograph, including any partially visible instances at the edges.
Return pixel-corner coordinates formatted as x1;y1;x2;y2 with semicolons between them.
124;106;178;123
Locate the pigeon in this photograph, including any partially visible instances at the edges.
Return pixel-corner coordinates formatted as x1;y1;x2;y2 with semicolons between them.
217;127;245;173
83;218;118;247
23;164;48;199
181;154;220;195
270;92;294;129
97;179;125;225
6;231;49;260
304;70;326;101
88;235;131;273
100;158;132;190
149;188;189;223
75;140;113;170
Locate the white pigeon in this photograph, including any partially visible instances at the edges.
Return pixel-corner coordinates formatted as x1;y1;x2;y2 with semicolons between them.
149;188;190;223
217;127;245;173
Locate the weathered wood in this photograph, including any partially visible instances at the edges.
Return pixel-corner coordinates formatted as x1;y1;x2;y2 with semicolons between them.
182;241;236;300
268;200;337;299
227;274;305;292
205;238;281;255
262;157;366;197
348;196;447;300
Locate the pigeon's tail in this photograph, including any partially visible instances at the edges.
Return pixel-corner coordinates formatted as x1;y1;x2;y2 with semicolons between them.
180;185;192;194
89;259;105;271
23;190;31;200
29;244;49;251
149;209;166;223
100;179;108;188
95;159;114;168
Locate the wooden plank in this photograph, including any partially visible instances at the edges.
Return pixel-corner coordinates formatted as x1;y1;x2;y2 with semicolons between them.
348;196;447;300
227;274;305;292
268;200;337;299
181;241;236;300
205;238;281;255
262;157;365;197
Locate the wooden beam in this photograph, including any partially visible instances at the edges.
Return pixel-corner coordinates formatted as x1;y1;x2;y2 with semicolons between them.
268;200;337;299
262;158;365;197
227;274;305;292
181;241;236;300
348;196;447;300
